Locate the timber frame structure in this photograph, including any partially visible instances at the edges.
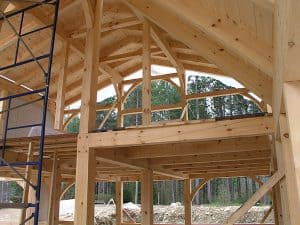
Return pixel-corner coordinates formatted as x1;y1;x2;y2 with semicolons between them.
0;0;300;225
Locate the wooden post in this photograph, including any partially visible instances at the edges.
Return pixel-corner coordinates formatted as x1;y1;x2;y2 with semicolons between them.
54;42;69;130
184;179;192;225
74;137;96;225
278;113;300;224
141;169;153;225
177;66;187;121
142;19;151;125
115;181;123;225
273;1;300;223
79;0;103;133
74;1;102;225
117;84;123;127
273;138;291;225
47;153;61;225
25;178;51;225
19;142;33;224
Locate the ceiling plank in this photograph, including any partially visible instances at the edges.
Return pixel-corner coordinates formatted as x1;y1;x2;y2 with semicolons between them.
158;0;273;77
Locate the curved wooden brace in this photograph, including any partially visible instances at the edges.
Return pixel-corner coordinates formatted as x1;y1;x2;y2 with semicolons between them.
122;78;181;104
60;181;75;200
242;92;267;112
63;113;79;130
190;178;210;202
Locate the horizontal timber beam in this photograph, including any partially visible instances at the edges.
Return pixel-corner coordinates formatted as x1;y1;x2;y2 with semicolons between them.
87;116;273;148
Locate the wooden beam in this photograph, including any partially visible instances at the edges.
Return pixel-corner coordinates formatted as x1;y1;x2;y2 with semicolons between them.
121;103;182;115
98;102;117;129
70;17;141;38
187;88;248;101
223;170;284;225
149;24;187;119
142;19;151;125
141;169;153;225
99;63;123;85
260;205;274;224
54;42;69;130
278;114;300;224
125;0;272;105
81;0;95;29
47;153;61;225
117;84;124;127
79;0;102;133
190;178;210;202
74;136;96;225
87;116;273;148
60;182;75;200
189;170;270;179
151;25;182;69
273;0;300;124
184;179;192;225
74;1;102;225
273;1;300;223
116;181;123;225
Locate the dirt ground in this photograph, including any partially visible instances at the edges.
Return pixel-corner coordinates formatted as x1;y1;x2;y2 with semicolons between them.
0;200;274;225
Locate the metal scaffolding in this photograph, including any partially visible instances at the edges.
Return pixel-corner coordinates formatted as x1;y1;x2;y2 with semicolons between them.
0;0;59;224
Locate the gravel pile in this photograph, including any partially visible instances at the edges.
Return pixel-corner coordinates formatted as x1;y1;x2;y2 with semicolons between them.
59;200;274;225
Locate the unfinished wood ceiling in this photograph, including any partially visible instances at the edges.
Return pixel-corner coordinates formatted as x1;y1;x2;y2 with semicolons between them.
0;0;274;111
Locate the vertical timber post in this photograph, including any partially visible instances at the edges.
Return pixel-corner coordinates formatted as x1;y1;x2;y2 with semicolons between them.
116;181;123;225
141;169;153;225
74;137;96;225
117;84;123;127
79;0;102;134
273;0;300;223
74;1;103;225
279;113;300;224
54;41;69;130
47;153;61;225
184;179;192;225
142;19;151;125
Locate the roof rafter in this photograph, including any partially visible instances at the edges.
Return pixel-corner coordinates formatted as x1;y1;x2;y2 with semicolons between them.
81;0;95;29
